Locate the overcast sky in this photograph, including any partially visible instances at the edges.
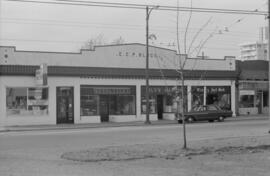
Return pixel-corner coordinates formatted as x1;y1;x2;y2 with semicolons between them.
0;0;267;58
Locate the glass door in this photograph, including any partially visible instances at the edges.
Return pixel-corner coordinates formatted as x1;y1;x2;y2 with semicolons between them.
99;95;109;122
56;87;74;124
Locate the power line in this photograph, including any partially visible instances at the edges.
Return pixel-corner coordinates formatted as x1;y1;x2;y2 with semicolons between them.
1;19;260;39
4;0;268;15
0;38;240;51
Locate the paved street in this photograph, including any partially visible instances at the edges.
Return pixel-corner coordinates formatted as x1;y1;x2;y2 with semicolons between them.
0;119;269;176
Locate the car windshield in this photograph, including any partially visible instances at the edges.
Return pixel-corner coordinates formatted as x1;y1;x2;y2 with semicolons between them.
192;106;206;112
207;105;221;111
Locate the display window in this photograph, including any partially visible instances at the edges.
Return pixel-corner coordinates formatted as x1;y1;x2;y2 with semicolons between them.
80;86;136;116
80;95;99;116
141;86;187;114
141;95;157;114
239;95;254;108
206;86;231;110
191;86;204;110
109;95;136;115
6;87;49;116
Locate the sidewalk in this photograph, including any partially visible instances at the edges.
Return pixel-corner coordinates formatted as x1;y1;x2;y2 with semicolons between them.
0;114;269;133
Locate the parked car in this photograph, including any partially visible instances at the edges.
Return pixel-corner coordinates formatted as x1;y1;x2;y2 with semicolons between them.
177;105;233;123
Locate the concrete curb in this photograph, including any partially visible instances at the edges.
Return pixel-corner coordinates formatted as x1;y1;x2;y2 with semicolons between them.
0;115;268;133
0;121;178;133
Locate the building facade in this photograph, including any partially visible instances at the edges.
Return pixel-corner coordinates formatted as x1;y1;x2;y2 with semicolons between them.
0;44;237;126
239;27;268;61
236;60;269;115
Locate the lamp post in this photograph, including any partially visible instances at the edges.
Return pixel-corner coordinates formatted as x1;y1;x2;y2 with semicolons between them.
145;5;159;124
267;0;270;133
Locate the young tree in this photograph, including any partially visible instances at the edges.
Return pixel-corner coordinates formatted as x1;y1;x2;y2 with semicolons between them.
175;0;213;149
111;36;125;45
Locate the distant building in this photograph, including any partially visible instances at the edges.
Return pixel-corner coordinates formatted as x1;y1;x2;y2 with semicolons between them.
239;27;268;61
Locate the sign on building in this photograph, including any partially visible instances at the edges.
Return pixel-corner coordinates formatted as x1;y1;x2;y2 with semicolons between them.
35;63;48;86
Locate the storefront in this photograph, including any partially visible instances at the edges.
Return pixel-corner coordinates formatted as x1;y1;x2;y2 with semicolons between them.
238;81;268;115
80;85;136;122
141;86;187;120
236;60;269;115
0;44;237;126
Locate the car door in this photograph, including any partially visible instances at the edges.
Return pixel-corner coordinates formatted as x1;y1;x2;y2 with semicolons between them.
206;105;220;120
193;106;208;121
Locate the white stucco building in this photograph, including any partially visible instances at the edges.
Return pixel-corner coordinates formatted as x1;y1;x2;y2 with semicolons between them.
0;44;237;126
239;27;268;61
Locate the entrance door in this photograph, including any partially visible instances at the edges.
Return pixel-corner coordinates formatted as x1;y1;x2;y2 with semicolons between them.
157;95;164;120
56;87;74;124
99;95;109;122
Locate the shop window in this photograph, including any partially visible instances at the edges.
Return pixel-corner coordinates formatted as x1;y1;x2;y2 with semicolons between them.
141;86;187;114
6;87;48;116
164;95;174;113
239;95;254;108
141;95;157;114
80;86;136;116
191;86;204;109
206;86;231;110
109;95;135;115
80;95;99;116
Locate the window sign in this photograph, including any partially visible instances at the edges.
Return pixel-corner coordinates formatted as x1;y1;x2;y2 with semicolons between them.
6;87;49;116
206;86;231;110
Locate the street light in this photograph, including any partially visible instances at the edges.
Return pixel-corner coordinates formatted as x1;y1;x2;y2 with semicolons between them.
145;5;159;124
268;0;270;133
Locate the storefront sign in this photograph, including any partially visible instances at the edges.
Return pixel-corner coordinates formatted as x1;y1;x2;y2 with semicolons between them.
93;87;131;95
81;86;136;95
239;82;268;91
35;63;48;86
207;86;230;93
116;51;163;59
28;99;48;106
141;86;185;95
192;86;204;93
239;90;255;96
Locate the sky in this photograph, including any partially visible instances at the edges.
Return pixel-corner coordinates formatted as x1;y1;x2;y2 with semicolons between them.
0;0;268;58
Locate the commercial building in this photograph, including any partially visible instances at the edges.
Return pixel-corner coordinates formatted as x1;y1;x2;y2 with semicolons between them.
236;60;269;115
0;44;237;126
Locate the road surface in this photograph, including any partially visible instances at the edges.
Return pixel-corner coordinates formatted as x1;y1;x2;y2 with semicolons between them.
0;119;269;176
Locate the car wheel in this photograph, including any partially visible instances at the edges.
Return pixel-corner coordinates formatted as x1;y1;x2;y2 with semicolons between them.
178;119;183;124
186;116;194;123
218;116;225;122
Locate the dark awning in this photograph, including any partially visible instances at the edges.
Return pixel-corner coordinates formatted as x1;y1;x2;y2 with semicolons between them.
0;65;237;80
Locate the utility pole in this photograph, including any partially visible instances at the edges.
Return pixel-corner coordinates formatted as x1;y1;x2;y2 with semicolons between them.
145;6;151;124
268;0;270;133
145;5;159;124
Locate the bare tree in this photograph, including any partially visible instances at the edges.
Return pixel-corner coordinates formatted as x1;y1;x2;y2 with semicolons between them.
82;35;125;50
81;34;106;50
175;0;213;149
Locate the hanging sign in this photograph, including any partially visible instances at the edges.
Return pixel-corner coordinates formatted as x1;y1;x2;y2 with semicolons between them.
35;63;48;86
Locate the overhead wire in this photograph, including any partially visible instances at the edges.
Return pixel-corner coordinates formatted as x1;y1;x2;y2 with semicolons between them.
4;0;268;15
